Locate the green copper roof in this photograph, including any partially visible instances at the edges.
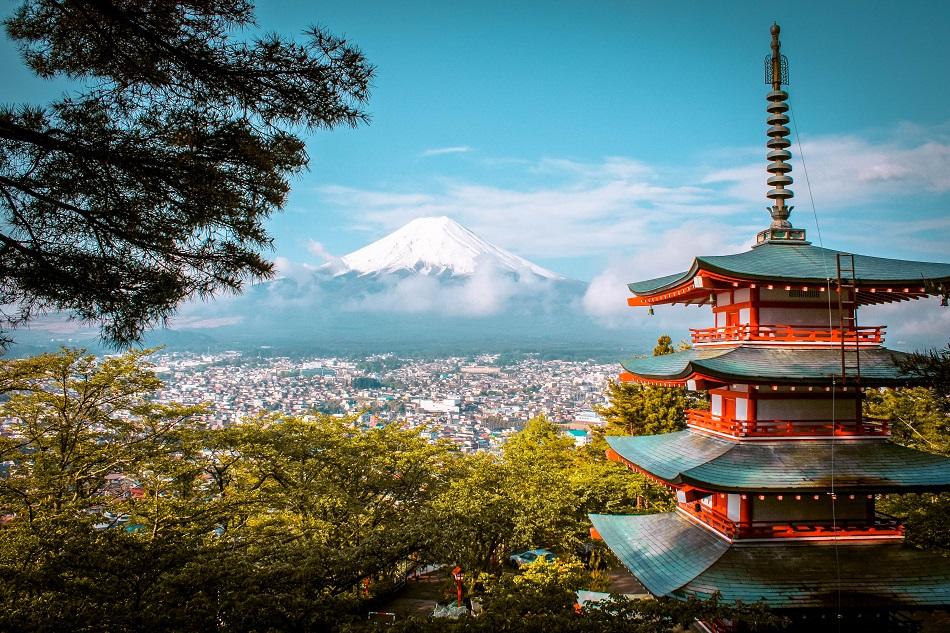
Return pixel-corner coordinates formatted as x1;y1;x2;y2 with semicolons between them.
591;512;950;608
606;431;950;492
589;512;728;596
620;346;917;386
628;243;950;295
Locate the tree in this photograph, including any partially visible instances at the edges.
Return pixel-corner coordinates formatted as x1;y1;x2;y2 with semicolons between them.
896;344;950;413
433;417;672;576
868;346;950;556
652;334;675;356
596;379;689;436
0;347;203;521
0;1;373;345
0;348;220;630
596;335;705;437
0;348;454;631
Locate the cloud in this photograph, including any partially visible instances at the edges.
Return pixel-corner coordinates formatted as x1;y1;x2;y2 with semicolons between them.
420;146;473;157
316;122;950;268
168;316;244;330
343;256;551;317
157;121;949;345
305;239;347;273
272;256;321;281
861;299;950;352
703;130;950;208
317;160;742;260
306;239;336;261
582;221;750;326
20;315;96;336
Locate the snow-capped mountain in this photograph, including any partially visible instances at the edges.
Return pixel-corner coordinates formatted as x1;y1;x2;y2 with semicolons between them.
333;216;564;280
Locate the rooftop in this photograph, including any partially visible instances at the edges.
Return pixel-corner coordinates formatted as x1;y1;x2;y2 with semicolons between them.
619;346;918;387
590;512;950;608
628;243;950;302
606;430;950;493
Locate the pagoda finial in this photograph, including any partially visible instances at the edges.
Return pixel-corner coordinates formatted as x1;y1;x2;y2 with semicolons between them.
756;23;808;246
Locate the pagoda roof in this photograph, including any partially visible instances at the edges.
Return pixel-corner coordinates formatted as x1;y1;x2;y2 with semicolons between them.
629;243;950;296
606;430;950;493
620;346;916;386
589;511;950;608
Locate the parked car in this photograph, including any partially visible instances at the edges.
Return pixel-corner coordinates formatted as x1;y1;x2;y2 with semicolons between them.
509;548;555;568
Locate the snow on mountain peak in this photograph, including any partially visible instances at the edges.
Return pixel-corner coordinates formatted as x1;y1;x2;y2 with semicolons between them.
336;216;563;280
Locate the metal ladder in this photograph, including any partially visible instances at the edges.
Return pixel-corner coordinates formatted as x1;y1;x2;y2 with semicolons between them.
835;253;861;386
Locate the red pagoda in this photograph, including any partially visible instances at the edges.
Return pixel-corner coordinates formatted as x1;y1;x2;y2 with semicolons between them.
590;24;950;628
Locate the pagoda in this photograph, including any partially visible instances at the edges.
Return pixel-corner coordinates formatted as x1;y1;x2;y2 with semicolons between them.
590;24;950;628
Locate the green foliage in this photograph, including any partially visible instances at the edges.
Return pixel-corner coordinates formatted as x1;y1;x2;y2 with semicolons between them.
483;558;587;617
652;335;675;357
865;387;948;455
0;347;204;520
897;345;950;413
353;376;383;389
597;336;707;437
0;1;372;345
596;380;689;437
877;492;950;555
0;348;453;630
433;417;672;574
867;347;950;556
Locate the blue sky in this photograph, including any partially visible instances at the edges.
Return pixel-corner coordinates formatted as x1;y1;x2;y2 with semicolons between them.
2;1;949;316
265;1;950;280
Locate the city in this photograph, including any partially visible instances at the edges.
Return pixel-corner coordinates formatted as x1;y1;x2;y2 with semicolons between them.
151;351;614;452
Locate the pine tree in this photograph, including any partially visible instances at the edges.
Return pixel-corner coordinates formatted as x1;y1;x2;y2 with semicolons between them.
0;1;373;345
596;335;702;436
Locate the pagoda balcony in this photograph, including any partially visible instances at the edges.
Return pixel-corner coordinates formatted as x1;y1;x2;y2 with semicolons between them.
680;504;904;541
689;324;885;346
686;409;890;438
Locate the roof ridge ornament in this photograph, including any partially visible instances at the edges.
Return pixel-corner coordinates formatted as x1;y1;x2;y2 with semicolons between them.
755;23;809;247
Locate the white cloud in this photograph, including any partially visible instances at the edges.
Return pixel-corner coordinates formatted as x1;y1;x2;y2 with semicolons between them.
168;316;244;330
704;131;950;209
191;121;946;335
306;239;336;261
582;221;750;325
421;146;473;157
272;256;321;281
316;122;950;268
317;159;742;260
343;256;553;317
861;299;950;352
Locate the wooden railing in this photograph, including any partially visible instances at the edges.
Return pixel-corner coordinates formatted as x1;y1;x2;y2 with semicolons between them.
686;409;889;438
690;324;884;345
680;504;903;540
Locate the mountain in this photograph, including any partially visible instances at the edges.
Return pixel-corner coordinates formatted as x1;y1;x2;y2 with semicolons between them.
13;216;662;358
332;216;564;280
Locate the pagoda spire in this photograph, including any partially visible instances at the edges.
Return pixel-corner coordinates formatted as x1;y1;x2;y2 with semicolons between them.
756;23;808;246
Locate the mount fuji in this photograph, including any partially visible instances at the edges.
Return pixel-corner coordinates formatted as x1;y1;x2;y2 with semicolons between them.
329;216;564;280
13;217;660;357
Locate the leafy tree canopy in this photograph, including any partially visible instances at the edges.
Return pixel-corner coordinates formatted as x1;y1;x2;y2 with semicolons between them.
870;345;950;557
0;349;448;630
433;416;673;575
652;334;675;356
0;0;372;345
596;335;705;437
596;379;690;437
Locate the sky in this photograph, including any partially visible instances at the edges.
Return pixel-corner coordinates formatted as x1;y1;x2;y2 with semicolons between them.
2;1;949;341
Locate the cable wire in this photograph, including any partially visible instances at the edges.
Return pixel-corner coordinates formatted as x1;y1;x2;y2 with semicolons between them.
789;98;843;630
